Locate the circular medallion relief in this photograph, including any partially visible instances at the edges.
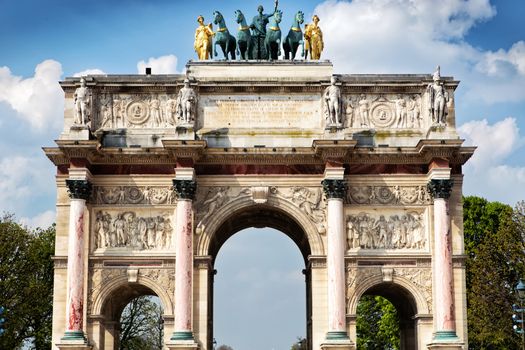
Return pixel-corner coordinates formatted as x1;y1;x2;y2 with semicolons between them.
370;103;395;128
126;101;150;125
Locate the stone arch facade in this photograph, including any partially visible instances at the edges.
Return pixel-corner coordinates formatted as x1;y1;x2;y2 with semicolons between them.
196;190;324;257
47;61;472;350
91;272;174;317
347;271;430;316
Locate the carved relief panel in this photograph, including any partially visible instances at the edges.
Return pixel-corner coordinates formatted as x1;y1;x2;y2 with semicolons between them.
344;94;424;130
347;185;431;206
346;209;428;252
92;185;175;205
94;93;197;130
92;210;174;252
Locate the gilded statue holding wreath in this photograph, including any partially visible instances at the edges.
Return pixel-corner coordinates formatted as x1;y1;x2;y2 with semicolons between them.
304;15;323;60
194;15;214;60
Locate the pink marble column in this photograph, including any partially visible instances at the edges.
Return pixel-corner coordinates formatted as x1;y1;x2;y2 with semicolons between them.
428;179;458;340
63;179;92;341
171;179;197;341
322;179;350;341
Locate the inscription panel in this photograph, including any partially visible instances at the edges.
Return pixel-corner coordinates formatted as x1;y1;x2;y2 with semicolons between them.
199;95;321;129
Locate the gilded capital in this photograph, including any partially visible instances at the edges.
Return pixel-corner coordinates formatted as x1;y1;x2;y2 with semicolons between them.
66;179;92;200
173;179;197;200
321;179;347;199
427;179;453;199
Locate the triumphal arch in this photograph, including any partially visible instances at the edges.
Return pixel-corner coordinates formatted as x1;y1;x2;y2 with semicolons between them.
45;60;473;350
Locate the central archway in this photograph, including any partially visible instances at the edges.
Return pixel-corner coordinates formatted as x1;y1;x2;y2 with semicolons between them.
203;204;317;350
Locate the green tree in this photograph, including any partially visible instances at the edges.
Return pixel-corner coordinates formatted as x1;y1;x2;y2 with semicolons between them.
0;214;55;349
356;295;400;350
463;197;525;349
119;295;163;350
290;336;306;350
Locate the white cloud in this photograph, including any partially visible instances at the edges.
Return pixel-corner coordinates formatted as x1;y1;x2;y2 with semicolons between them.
20;210;56;230
458;118;525;204
458;117;519;169
313;0;524;104
0;155;55;215
0;59;63;130
73;68;106;77
136;54;179;74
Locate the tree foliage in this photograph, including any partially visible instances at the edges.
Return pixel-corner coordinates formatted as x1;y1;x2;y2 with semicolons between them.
356;295;400;350
119;295;163;350
0;214;55;349
464;197;525;349
216;345;234;350
290;336;306;350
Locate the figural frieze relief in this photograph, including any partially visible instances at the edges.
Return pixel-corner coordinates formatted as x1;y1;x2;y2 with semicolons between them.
93;210;173;251
94;87;197;131
346;211;427;251
92;186;175;205
345;94;423;129
347;185;431;205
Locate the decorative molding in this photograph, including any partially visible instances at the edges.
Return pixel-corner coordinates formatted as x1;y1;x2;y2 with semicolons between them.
321;179;347;199
92;186;175;205
173;180;197;200
347;185;431;205
66;179;92;200
427;179;453;199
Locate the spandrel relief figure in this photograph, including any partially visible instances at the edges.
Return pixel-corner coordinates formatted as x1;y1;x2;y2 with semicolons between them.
427;66;449;126
99;96;113;129
176;79;197;127
166;98;177;126
324;76;343;128
408;95;422;128
74;78;91;126
358;94;371;128
194;15;214;60
149;98;163;127
394;96;408;128
304;15;323;60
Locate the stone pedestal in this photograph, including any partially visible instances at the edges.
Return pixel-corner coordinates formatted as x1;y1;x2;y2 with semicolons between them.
427;341;464;350
166;341;200;350
320;342;356;350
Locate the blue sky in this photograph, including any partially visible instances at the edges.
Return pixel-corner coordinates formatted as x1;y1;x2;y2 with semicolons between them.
0;0;524;349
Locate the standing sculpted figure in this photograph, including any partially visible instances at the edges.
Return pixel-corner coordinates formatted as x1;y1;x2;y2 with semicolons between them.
176;79;197;126
250;2;278;59
194;15;214;60
324;76;342;127
74;78;91;125
304;15;323;60
149;98;163;127
358;94;370;127
427;66;449;125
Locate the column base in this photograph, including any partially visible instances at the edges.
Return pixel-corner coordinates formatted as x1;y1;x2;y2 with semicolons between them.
56;331;92;350
321;332;355;350
427;331;464;350
167;331;199;350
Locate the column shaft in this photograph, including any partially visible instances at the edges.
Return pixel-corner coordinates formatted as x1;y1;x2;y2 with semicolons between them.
327;198;346;334
428;178;457;340
174;199;193;334
65;199;86;334
62;178;91;341
433;197;455;332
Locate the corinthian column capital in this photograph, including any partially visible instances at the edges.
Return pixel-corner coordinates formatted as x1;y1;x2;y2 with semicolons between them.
427;179;453;199
65;179;92;200
321;179;347;199
173;179;197;200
